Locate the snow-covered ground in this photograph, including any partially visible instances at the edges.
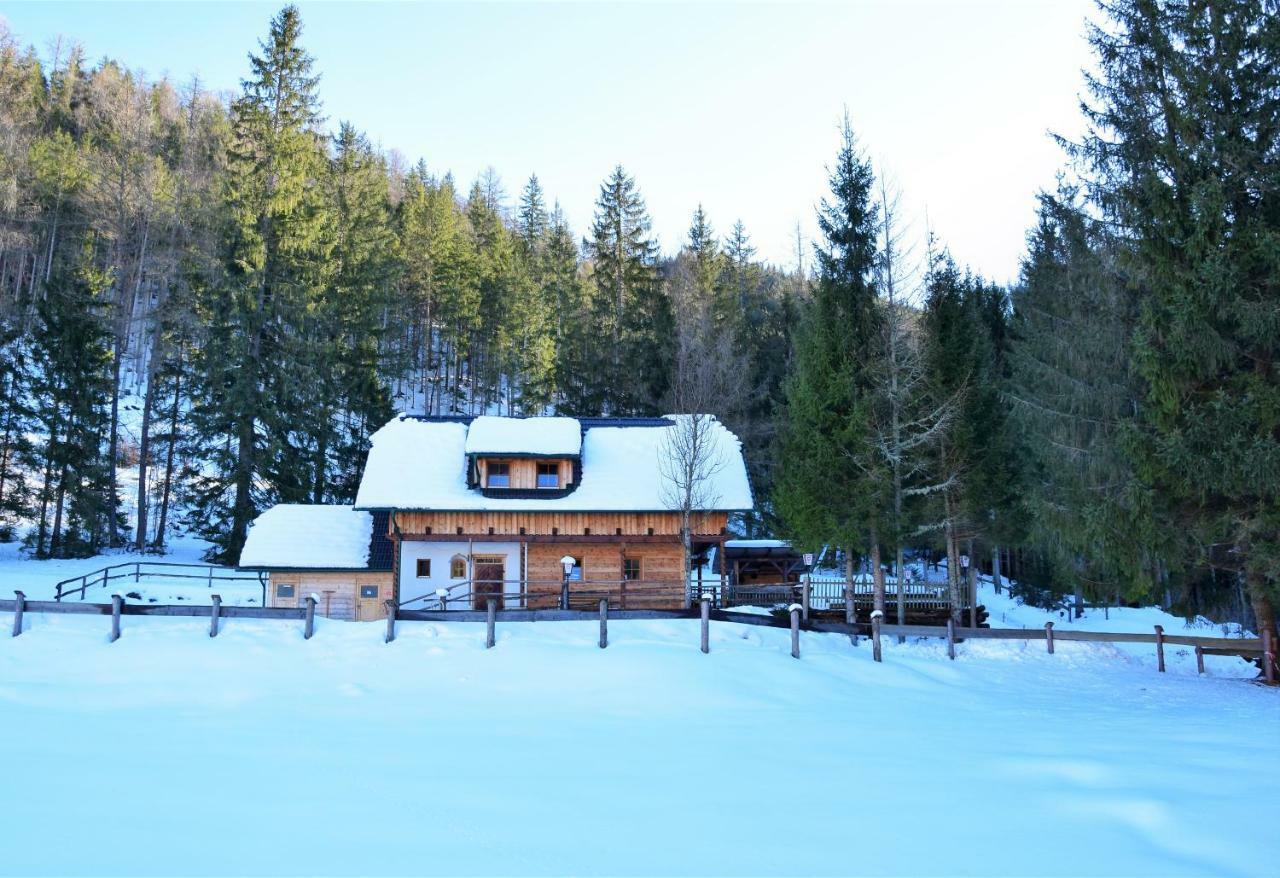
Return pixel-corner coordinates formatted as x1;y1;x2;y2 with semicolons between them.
1;611;1275;876
0;535;263;606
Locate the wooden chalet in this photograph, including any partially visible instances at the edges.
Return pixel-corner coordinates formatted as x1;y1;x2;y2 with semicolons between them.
240;414;754;620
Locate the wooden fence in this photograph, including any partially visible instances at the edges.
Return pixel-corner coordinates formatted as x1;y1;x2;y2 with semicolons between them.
53;561;267;603
2;591;1274;684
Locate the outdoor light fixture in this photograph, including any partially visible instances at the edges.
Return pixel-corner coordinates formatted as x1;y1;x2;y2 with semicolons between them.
559;555;576;610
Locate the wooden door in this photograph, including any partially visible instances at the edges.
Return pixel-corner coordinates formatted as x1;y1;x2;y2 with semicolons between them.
355;583;383;621
473;557;505;610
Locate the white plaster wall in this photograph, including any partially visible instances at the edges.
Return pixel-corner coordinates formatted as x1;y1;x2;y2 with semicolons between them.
397;541;523;609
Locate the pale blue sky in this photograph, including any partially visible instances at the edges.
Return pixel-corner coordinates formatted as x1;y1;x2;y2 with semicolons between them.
2;1;1098;284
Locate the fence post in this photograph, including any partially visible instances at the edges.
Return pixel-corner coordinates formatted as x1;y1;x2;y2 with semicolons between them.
12;590;24;637
384;600;396;644
1045;621;1054;654
110;594;123;643
1154;624;1165;672
789;603;801;659
207;566;213;590
134;562;140;584
485;599;497;649
871;610;883;662
1195;643;1204;675
1264;629;1275;685
946;618;956;660
599;598;608;649
436;588;448;612
209;595;221;638
55;583;61;603
801;581;810;622
700;595;711;654
304;595;316;640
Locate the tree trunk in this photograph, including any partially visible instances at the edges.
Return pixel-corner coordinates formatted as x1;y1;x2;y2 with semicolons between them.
869;527;885;616
134;364;156;552
1246;568;1276;682
153;356;182;550
944;493;963;624
992;544;1002;595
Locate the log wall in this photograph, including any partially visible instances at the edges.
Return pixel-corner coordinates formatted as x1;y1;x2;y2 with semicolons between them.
395;510;728;537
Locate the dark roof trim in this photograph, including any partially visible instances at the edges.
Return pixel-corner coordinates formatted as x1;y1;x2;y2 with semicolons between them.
403;414;675;429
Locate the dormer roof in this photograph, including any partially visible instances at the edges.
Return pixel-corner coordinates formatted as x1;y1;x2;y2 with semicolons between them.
463;415;582;457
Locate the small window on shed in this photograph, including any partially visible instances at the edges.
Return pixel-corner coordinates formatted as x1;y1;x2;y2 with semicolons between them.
487;461;510;488
450;555;467;579
622;558;641;581
359;585;379;599
416;558;431;578
536;462;559;488
276;583;295;598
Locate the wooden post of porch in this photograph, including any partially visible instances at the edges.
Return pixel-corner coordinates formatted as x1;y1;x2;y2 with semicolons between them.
801;580;810;622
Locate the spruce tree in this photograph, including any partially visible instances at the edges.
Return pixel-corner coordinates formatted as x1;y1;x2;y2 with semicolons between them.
774;118;887;594
185;4;330;562
1074;0;1280;643
585;165;670;414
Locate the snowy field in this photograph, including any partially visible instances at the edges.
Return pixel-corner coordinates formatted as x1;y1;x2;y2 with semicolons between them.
0;536;262;606
1;610;1276;876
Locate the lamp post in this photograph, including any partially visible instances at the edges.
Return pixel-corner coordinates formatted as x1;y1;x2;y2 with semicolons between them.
559;555;576;610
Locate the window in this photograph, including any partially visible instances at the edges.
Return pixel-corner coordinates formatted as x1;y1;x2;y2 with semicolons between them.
416;558;431;578
359;585;379;599
275;583;295;598
450;555;467;579
536;462;559;488
622;558;641;581
566;557;583;581
486;461;510;488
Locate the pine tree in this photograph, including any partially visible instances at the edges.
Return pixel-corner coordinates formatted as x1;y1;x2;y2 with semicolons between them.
585;165;670;414
1008;190;1159;607
312;122;396;501
185;4;330;562
774;118;888;598
27;248;120;557
1074;0;1280;644
0;317;35;540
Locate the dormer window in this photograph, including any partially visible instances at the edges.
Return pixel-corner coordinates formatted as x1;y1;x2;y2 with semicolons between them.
486;462;510;488
536;462;559;489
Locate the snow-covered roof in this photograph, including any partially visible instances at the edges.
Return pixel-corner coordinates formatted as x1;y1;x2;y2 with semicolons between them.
464;415;582;456
725;539;792;549
354;415;754;512
239;505;373;569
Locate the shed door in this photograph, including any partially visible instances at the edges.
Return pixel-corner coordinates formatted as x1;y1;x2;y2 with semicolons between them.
355;583;383;621
473;556;505;610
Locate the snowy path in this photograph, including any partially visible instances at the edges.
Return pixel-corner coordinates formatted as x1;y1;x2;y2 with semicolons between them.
1;613;1275;876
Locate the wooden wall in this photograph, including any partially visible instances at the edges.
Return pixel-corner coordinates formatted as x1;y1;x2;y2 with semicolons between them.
268;571;394;621
525;542;686;608
396;510;728;537
476;457;574;489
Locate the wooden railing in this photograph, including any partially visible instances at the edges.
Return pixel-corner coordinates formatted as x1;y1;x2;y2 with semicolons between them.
398;578;685;612
53;562;267;604
723;577;957;612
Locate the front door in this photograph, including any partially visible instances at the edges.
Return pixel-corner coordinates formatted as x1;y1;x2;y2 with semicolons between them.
473;556;505;610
